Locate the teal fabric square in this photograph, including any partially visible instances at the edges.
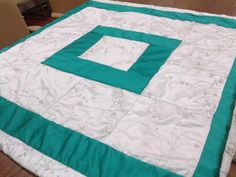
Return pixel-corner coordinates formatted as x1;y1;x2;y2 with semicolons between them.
42;26;181;94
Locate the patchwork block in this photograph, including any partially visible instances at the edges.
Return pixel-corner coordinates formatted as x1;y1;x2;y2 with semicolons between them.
43;26;181;94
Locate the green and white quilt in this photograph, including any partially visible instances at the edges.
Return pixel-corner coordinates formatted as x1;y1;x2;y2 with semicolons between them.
0;0;236;176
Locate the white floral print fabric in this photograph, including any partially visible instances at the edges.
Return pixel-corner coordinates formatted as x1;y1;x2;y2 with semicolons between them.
0;0;235;177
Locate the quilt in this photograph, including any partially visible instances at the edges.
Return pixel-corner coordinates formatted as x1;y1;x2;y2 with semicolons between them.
0;0;236;177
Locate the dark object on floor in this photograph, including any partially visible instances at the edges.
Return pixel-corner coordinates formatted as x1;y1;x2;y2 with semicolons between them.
23;1;54;28
17;0;48;13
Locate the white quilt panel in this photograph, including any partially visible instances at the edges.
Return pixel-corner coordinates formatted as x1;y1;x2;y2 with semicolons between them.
0;0;236;177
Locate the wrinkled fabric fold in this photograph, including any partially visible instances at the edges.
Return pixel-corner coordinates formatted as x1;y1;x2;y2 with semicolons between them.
0;96;181;177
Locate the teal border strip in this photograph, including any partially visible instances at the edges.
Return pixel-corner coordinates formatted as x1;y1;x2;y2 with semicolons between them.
0;96;181;177
193;59;236;177
42;26;181;94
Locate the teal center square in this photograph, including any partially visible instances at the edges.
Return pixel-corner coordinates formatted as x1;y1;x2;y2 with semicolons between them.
42;26;181;94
